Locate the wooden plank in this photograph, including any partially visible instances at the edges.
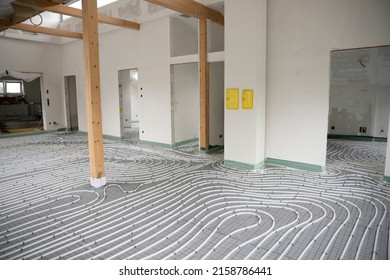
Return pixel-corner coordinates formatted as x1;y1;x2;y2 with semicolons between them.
13;0;140;30
97;14;140;30
82;0;106;187
199;17;209;151
0;20;83;39
145;0;224;25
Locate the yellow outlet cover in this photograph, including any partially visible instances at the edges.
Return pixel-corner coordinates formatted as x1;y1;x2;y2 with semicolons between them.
242;89;254;109
226;88;239;109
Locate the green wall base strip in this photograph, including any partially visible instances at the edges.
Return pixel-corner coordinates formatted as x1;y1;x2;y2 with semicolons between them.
103;134;122;141
328;134;387;142
0;128;67;139
266;158;325;172
139;140;173;149
224;160;265;170
223;158;325;173
173;138;199;148
383;176;390;183
76;131;123;141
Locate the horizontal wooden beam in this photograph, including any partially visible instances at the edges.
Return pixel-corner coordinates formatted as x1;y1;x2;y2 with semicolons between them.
0;20;83;39
13;0;140;30
145;0;224;25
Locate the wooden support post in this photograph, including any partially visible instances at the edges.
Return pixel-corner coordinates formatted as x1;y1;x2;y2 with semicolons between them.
82;0;106;188
199;18;209;152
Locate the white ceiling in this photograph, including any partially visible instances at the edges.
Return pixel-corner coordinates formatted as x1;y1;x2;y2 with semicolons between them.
331;46;390;87
0;0;224;44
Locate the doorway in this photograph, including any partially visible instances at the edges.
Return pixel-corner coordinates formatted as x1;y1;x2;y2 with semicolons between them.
328;46;390;140
170;61;224;149
64;75;79;131
0;74;43;134
118;69;139;142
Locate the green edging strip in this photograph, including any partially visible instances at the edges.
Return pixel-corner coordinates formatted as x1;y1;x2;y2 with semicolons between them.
328;134;387;142
173;138;199;148
77;131;123;141
383;176;390;183
139;140;173;148
103;134;122;141
224;160;265;170
0;128;67;139
266;158;325;172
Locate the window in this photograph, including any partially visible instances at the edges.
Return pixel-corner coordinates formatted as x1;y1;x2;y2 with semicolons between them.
6;82;22;94
0;80;24;96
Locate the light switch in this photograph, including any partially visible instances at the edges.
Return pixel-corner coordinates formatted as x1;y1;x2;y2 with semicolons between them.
226;88;239;109
242;89;254;109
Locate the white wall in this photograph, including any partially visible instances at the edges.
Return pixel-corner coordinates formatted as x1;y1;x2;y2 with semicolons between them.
62;16;172;144
224;0;267;167
172;63;199;144
170;16;198;57
138;17;172;145
208;20;224;53
266;0;390;168
0;38;64;130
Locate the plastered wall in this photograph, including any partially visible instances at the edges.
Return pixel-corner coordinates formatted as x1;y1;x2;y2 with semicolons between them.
224;0;267;167
266;0;390;168
0;38;65;130
62;16;172;144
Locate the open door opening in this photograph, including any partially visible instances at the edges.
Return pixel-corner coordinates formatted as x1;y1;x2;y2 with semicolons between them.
64;75;79;131
0;74;43;134
118;68;140;142
327;45;390;179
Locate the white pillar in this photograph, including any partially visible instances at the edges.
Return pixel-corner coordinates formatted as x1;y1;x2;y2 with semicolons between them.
224;0;267;169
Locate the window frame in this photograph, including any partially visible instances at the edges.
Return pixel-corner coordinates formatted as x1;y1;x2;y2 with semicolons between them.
0;80;25;96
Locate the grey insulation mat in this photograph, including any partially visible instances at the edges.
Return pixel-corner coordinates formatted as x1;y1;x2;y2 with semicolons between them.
0;132;389;260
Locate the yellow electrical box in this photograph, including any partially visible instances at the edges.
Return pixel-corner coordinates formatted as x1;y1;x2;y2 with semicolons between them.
226;88;239;109
242;89;254;109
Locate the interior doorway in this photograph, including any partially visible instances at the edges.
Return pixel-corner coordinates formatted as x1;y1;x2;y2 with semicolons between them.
327;45;390;179
170;61;224;150
0;74;43;134
328;46;390;140
64;75;79;131
118;68;139;142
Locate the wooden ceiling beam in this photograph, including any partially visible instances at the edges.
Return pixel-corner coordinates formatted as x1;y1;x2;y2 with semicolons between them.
12;0;140;30
144;0;224;25
0;19;83;39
